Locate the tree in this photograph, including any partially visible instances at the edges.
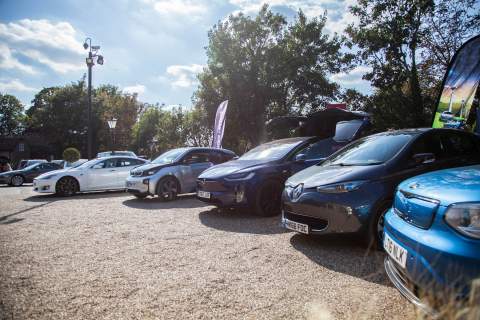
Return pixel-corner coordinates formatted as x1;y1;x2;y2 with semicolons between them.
62;147;81;163
194;5;351;152
346;0;480;130
0;94;25;136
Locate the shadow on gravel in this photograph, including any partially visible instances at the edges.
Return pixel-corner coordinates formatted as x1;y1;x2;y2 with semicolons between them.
23;190;127;203
198;207;288;235
290;233;391;286
122;194;208;210
0;202;53;225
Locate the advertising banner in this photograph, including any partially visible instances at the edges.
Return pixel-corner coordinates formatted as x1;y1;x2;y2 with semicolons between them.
212;100;228;148
432;35;480;133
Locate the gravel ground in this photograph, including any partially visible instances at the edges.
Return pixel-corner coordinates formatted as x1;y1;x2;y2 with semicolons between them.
0;186;416;320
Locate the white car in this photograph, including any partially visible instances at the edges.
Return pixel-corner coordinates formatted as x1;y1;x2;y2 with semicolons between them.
33;156;148;196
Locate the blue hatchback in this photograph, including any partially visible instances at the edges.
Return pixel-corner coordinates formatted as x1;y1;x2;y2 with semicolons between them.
383;165;480;314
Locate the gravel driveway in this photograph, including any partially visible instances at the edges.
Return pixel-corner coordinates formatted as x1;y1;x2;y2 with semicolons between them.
0;186;416;320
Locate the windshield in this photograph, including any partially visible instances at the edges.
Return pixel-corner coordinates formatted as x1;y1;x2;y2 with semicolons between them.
240;140;303;161
152;148;186;164
323;134;413;166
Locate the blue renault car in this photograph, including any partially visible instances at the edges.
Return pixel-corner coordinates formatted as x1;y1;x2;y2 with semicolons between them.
384;165;480;314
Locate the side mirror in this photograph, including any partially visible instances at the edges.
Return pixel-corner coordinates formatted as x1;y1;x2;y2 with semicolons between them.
295;153;307;163
412;153;435;165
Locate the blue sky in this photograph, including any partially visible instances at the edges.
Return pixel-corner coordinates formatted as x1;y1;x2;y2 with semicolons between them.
0;0;370;108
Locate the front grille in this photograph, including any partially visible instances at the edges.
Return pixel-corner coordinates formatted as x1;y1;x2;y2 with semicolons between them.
284;211;328;231
130;170;143;177
197;179;227;192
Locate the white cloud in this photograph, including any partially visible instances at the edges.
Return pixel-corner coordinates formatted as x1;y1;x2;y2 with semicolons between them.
143;0;207;16
0;79;37;93
123;84;146;95
166;64;203;88
331;66;371;86
0;19;84;54
20;49;84;74
0;44;37;74
229;0;357;34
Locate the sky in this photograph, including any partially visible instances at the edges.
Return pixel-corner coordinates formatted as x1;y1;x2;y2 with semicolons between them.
0;0;371;108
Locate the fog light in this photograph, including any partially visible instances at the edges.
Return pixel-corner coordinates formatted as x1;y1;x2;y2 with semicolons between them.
235;189;245;203
142;178;149;185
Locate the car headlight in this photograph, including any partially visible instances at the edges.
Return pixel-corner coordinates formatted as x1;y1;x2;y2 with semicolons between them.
143;168;160;176
39;174;57;180
444;203;480;239
225;171;255;181
316;181;365;193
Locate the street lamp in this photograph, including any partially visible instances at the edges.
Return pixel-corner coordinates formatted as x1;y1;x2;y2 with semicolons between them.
107;118;117;150
83;37;104;159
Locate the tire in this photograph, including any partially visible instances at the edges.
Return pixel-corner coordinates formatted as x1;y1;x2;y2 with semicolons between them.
156;176;179;201
10;175;24;187
133;194;147;199
55;177;79;197
254;180;283;216
366;201;391;251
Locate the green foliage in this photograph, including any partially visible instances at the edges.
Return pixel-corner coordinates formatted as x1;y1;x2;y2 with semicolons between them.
62;147;81;163
26;80;143;156
0;93;25;136
131;105;212;158
194;5;351;152
346;0;480;130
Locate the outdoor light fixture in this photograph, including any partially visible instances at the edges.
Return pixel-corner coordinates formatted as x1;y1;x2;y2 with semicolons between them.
83;37;104;159
107;118;117;129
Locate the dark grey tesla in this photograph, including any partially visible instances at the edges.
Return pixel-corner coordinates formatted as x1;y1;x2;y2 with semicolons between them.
0;162;62;186
281;128;480;248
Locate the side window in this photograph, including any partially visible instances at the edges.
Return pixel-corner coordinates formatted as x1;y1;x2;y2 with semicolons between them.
133;159;146;166
43;163;58;170
183;152;210;164
293;140;335;160
93;159;116;169
116;158;136;167
440;133;478;156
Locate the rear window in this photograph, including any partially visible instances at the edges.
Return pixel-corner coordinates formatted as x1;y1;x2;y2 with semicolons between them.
334;120;363;142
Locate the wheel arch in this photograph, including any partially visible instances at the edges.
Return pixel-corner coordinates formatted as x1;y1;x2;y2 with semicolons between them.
155;174;182;194
55;175;80;190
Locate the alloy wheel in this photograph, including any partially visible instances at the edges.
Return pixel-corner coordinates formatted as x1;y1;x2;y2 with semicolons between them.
158;177;178;201
56;178;78;196
11;175;24;187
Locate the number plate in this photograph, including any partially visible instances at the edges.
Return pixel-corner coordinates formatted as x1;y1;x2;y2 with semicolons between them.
197;190;211;199
284;218;309;234
384;233;408;268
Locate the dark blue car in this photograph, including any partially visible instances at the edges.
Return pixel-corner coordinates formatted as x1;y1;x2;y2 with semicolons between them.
282;128;480;248
196;137;337;216
384;165;480;315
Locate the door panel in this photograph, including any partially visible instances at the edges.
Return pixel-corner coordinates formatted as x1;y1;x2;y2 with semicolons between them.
86;159;118;190
179;151;214;192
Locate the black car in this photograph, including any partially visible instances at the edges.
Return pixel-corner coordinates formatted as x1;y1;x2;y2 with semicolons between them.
281;128;480;248
0;162;62;186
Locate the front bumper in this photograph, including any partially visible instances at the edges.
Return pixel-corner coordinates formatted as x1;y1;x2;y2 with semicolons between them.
196;179;249;207
0;175;11;184
33;179;55;193
125;176;150;195
383;208;480;308
281;184;381;235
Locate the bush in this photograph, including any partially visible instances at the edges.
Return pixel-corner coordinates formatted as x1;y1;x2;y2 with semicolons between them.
62;147;81;163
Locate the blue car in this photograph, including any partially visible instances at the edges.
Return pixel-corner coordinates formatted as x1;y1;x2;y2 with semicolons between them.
384;165;480;314
196;137;336;216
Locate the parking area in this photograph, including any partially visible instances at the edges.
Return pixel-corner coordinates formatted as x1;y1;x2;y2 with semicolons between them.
0;186;415;320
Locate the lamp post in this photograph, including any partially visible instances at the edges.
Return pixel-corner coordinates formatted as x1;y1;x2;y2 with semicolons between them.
83;38;104;159
107;118;117;150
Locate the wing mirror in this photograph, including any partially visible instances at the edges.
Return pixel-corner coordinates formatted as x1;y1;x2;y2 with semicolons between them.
294;153;307;163
412;153;436;165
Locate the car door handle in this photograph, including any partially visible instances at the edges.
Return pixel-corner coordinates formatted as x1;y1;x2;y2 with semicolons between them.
110;169;116;172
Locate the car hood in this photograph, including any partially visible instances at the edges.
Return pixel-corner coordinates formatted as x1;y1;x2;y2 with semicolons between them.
35;168;75;179
398;165;480;206
132;162;176;173
287;163;381;189
199;159;272;179
0;169;19;176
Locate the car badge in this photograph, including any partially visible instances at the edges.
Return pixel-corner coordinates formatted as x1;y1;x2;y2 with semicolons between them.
409;182;419;189
292;183;304;200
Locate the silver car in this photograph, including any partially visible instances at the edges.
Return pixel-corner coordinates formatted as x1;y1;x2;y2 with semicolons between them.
125;147;236;200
